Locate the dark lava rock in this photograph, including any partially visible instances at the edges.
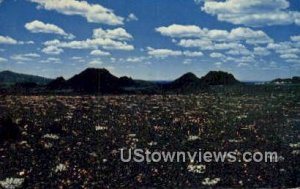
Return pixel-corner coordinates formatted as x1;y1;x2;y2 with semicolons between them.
49;121;64;135
47;77;67;90
200;71;240;85
0;116;20;143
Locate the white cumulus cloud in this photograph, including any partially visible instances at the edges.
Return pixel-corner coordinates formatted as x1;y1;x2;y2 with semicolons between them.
126;56;148;63
200;0;300;27
43;27;134;51
40;57;61;64
29;0;124;25
93;28;132;41
253;47;271;56
156;24;273;44
127;13;138;21
291;35;300;42
156;24;205;38
10;53;40;62
25;20;75;39
0;35;18;44
0;57;8;63
280;53;299;59
183;51;204;57
42;46;64;55
147;47;204;58
147;47;182;58
210;52;224;58
90;49;111;56
89;59;103;65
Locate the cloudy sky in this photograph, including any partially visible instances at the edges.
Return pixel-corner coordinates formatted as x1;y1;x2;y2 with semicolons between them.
0;0;299;81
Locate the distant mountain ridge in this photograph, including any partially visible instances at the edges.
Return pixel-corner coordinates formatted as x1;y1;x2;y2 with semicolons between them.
271;77;300;84
67;68;124;93
166;72;205;92
47;68;140;93
0;70;52;85
6;68;297;94
171;72;199;87
46;68;240;94
47;77;66;90
200;71;239;85
166;71;240;92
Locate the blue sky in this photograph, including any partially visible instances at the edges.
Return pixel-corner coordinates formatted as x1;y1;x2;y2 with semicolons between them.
0;0;299;81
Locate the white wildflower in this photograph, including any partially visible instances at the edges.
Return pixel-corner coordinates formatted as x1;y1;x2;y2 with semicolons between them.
202;177;221;186
43;142;53;149
289;143;300;148
42;134;60;140
148;141;157;146
228;139;243;143
292;150;300;155
54;163;67;173
187;164;206;174
89;152;98;157
95;126;108;131
128;134;136;138
188;135;199;141
0;177;25;189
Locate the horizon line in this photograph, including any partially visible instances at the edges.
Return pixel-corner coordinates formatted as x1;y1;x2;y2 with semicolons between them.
0;68;297;82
